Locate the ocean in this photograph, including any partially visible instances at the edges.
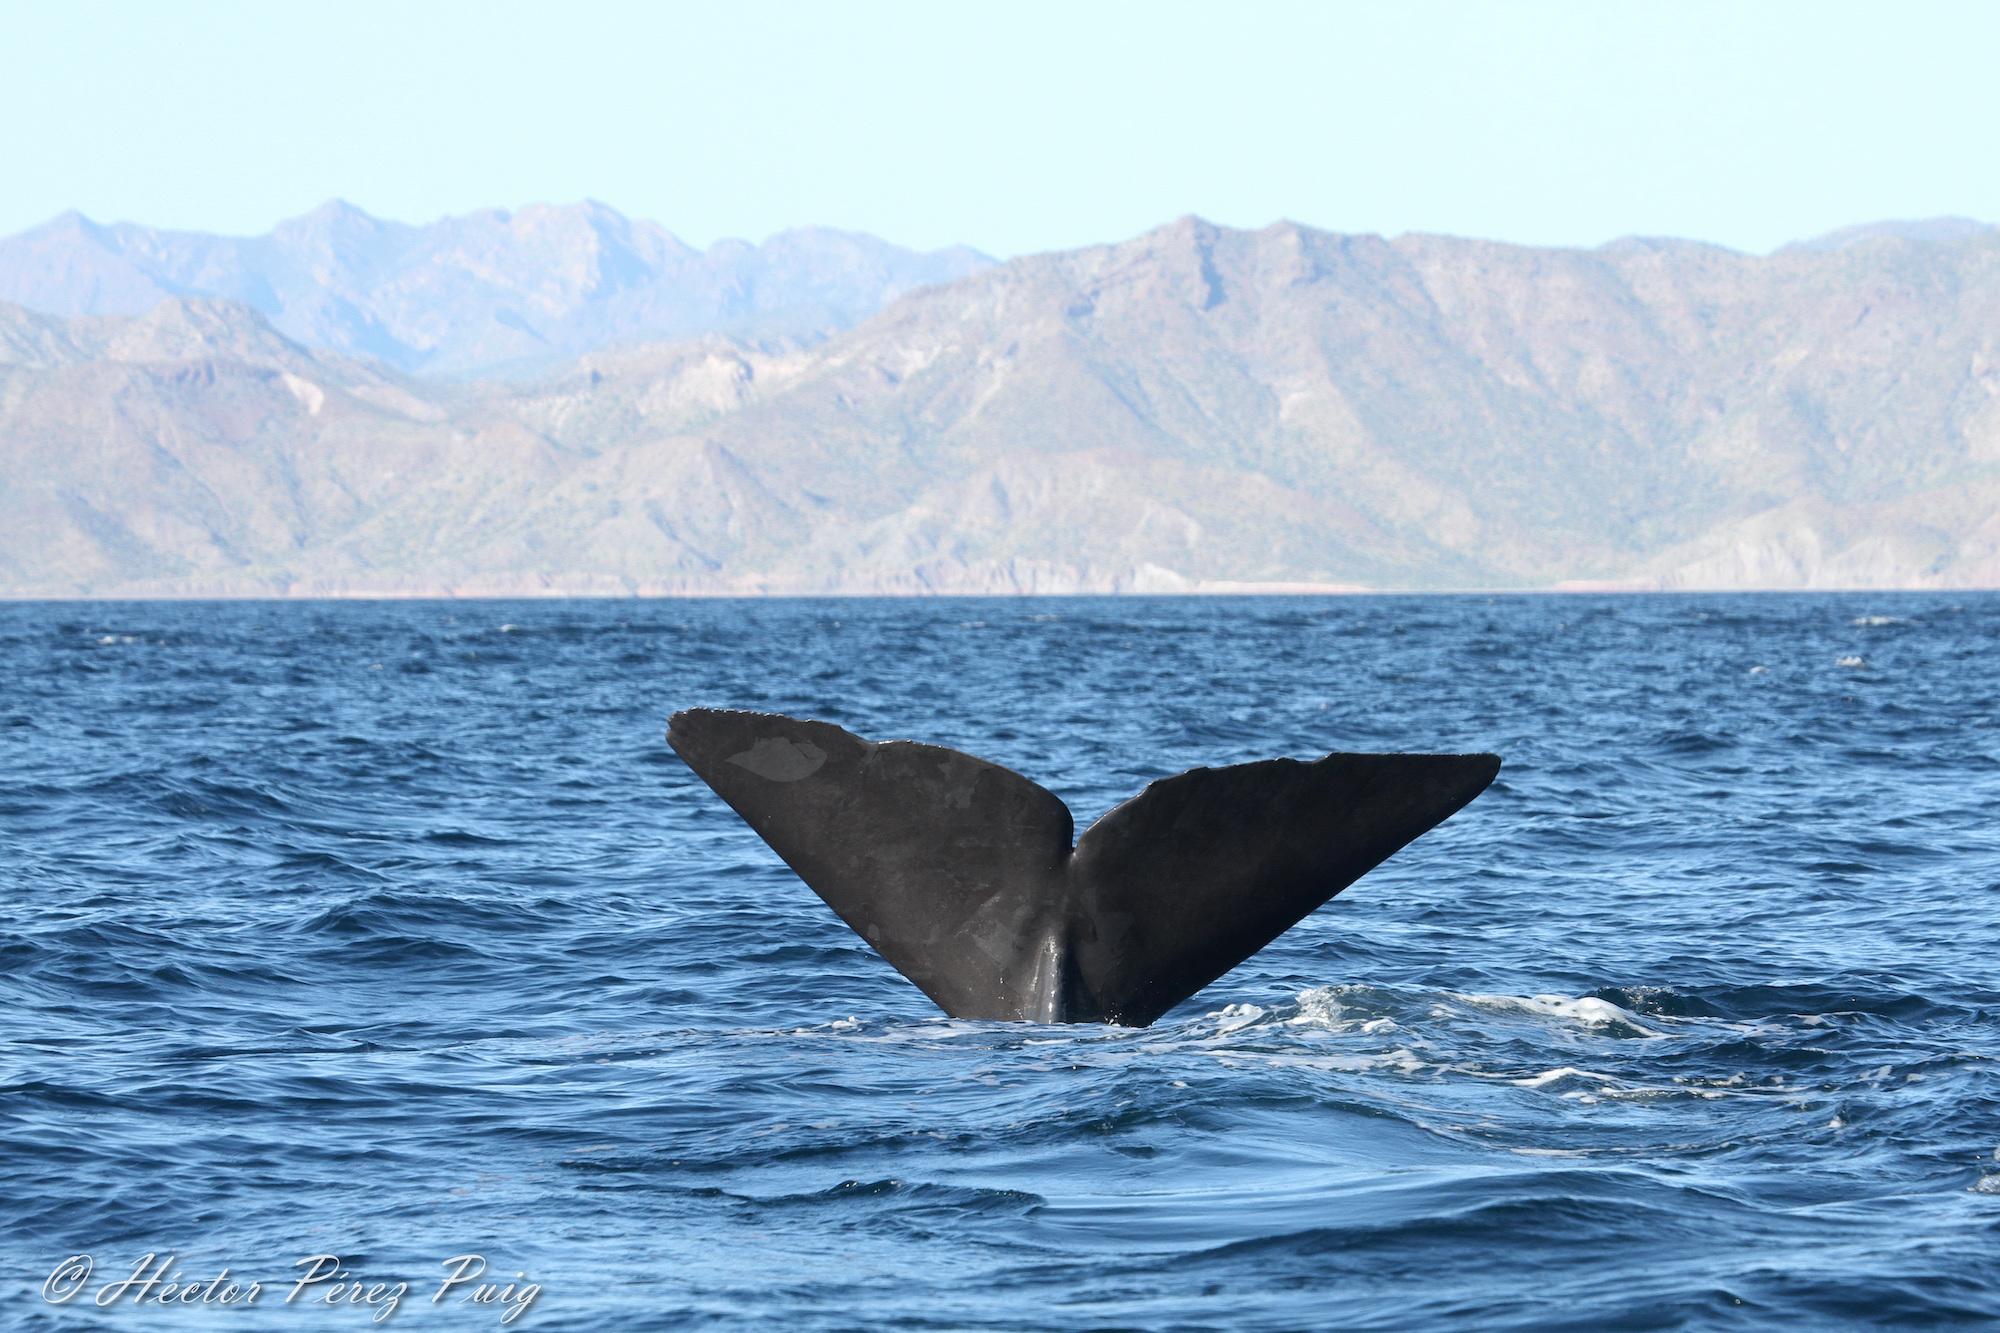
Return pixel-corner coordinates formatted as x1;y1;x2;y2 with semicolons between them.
3;594;1997;1329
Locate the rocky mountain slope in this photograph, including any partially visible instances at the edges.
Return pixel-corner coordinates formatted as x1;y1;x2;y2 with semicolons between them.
2;216;1996;596
0;201;990;375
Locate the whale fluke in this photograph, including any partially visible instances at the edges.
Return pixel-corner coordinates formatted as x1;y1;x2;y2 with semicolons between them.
668;708;1499;1027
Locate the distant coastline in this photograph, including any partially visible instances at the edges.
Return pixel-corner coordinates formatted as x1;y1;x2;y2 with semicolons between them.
7;580;1994;604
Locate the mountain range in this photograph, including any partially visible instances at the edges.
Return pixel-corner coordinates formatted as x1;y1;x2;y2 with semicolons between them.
1;208;1996;597
0;201;991;376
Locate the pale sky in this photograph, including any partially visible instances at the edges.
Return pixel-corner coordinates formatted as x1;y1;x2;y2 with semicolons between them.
3;0;1995;255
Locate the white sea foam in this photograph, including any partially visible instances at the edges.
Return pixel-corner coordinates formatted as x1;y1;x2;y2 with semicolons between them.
1241;1047;1432;1076
1208;1003;1268;1035
1454;992;1664;1035
1513;1066;1617;1089
1852;615;1910;627
1285;988;1349;1030
1279;986;1401;1034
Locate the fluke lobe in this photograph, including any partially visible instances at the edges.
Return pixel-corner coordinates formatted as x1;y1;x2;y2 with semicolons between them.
668;708;1500;1027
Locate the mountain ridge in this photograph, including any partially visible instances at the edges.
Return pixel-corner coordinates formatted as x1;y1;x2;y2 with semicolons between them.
0;200;992;376
2;212;1997;598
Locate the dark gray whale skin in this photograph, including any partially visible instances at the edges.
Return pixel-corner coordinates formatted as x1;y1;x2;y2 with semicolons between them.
668;708;1501;1027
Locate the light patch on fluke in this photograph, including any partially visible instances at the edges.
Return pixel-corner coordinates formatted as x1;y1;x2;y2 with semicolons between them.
727;736;828;783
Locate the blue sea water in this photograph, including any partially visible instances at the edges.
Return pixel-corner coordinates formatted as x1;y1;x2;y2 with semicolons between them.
2;594;1998;1330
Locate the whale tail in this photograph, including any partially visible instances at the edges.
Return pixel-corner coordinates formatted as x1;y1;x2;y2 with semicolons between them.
668;708;1500;1027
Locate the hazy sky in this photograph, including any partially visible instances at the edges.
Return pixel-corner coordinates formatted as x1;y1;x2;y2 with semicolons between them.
4;0;1995;255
